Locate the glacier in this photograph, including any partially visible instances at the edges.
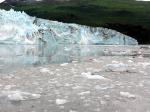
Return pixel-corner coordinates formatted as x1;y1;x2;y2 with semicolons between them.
0;9;138;45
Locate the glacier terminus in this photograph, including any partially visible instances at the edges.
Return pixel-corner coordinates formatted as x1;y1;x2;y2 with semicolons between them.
0;9;138;45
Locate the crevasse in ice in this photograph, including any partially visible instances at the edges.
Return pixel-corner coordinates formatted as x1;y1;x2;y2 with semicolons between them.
0;9;138;45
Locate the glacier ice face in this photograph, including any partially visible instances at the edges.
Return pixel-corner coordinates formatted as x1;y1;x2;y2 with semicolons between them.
0;9;41;44
0;9;138;45
36;19;138;45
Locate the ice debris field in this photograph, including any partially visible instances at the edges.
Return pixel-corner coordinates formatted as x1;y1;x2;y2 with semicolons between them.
1;51;150;112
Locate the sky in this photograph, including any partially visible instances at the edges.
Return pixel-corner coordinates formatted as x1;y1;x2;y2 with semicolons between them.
136;0;150;1
0;0;5;3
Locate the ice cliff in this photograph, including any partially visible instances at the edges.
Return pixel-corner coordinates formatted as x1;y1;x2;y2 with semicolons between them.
0;9;138;45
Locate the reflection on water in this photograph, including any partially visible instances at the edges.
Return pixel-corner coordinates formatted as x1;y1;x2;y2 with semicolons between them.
0;44;145;73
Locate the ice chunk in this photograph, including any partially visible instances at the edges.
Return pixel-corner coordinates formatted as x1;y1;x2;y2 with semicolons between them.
120;92;136;99
78;91;90;95
60;63;68;66
137;62;150;68
81;72;109;80
128;60;133;63
40;67;50;73
69;110;77;112
0;91;41;101
105;63;129;72
0;9;138;45
56;99;67;105
95;85;114;90
4;85;16;90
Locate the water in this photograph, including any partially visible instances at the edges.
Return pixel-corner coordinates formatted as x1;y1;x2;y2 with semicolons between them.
0;44;149;73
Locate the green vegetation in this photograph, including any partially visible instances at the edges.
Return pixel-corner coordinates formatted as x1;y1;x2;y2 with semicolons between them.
0;0;150;44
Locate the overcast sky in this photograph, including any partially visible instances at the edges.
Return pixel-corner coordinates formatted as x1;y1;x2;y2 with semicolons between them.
136;0;150;1
0;0;5;3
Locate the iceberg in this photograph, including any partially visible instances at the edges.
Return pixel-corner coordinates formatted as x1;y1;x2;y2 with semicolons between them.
0;9;138;45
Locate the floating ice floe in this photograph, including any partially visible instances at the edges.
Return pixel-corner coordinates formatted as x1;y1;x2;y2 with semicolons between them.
78;91;91;95
40;67;50;73
69;110;78;112
0;91;41;101
95;84;114;90
111;51;132;56
81;72;109;80
128;60;133;63
56;99;67;105
4;85;16;90
120;92;136;99
0;9;138;45
60;63;68;66
105;63;130;72
137;62;150;68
